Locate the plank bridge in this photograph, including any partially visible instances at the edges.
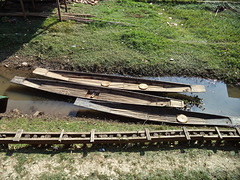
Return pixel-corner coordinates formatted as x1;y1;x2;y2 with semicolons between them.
1;127;240;146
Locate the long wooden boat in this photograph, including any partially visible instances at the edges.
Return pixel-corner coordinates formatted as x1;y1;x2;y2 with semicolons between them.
74;98;240;127
0;96;8;113
10;76;184;108
33;68;206;93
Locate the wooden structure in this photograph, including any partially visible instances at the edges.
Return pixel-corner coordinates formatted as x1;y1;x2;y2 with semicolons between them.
1;127;240;145
10;76;185;108
74;98;240;127
33;68;206;93
1;0;68;21
0;96;8;113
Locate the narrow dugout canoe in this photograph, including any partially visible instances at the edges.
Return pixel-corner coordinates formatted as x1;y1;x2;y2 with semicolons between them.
0;96;8;113
11;76;184;108
33;68;206;93
74;98;240;127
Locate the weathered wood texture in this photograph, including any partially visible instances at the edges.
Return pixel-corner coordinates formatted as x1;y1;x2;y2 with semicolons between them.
1;128;239;145
11;76;184;108
33;68;206;93
74;98;240;127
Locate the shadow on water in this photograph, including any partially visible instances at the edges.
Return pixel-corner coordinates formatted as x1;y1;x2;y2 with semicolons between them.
0;1;58;63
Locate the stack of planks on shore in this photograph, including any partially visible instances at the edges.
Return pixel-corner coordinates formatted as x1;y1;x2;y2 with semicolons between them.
10;68;240;127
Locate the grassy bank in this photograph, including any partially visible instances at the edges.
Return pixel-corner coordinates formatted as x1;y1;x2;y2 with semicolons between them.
0;115;240;179
0;1;240;83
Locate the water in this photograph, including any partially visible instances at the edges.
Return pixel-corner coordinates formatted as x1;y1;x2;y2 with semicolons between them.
0;68;240;117
0;68;81;116
155;76;240;116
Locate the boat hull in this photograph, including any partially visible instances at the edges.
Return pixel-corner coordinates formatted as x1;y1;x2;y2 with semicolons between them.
33;68;206;93
74;98;240;127
11;76;184;108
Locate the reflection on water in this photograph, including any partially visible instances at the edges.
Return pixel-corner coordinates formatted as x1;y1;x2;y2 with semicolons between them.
155;76;240;116
0;68;240;117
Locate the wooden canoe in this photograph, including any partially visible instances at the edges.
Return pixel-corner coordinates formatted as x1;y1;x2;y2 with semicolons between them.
0;96;8;113
10;76;184;108
33;68;206;93
74;98;240;127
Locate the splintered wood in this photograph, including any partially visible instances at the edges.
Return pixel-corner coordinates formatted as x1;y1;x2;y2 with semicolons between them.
74;0;99;6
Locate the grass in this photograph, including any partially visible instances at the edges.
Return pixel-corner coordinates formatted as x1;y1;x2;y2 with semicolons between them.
0;1;239;83
0;115;178;132
0;115;239;179
0;1;240;179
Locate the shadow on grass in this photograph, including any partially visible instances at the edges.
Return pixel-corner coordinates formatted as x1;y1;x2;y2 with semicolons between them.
0;2;58;63
1;141;239;157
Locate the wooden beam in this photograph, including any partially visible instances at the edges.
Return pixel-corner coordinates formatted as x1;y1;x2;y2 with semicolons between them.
182;127;191;140
145;128;151;141
58;129;64;142
215;127;223;139
13;129;23;142
90;129;95;143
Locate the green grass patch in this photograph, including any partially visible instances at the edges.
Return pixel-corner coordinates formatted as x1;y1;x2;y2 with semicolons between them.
0;1;239;83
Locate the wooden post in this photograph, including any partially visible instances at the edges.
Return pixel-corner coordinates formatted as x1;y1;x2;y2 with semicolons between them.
64;0;68;12
19;0;27;19
56;0;62;21
32;0;36;9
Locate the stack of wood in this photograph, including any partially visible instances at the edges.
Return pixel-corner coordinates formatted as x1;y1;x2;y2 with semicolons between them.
74;0;99;6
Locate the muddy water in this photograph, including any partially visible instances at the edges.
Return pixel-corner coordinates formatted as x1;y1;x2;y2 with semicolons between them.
0;68;240;117
0;68;82;116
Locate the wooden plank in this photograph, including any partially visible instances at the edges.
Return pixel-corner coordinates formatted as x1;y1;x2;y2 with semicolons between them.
13;129;23;142
145;128;151;140
182;127;191;140
215;127;223;139
90;129;95;143
58;129;64;142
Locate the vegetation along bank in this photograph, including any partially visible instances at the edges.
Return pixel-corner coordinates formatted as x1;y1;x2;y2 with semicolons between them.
0;0;239;84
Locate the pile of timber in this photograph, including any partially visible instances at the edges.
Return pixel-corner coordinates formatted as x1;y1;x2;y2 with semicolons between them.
1;127;240;145
74;0;99;6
